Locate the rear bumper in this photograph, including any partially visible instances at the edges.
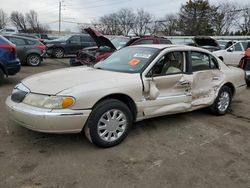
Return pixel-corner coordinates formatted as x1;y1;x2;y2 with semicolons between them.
5;60;21;75
6;96;91;133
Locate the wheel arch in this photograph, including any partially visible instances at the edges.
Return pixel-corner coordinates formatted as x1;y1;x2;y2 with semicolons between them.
94;93;138;122
223;82;235;96
0;61;8;76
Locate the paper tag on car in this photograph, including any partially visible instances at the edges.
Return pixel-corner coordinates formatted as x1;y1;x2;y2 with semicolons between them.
133;53;151;59
128;59;140;66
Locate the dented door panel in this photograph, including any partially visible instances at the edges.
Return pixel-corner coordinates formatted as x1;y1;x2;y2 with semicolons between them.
142;74;192;117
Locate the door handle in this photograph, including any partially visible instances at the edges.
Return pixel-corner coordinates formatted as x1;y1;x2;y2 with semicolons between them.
213;76;220;81
178;80;190;86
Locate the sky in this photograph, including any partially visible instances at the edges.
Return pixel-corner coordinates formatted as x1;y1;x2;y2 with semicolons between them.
1;0;249;32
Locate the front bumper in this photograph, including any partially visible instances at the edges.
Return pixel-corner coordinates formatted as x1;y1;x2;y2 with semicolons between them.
6;96;91;133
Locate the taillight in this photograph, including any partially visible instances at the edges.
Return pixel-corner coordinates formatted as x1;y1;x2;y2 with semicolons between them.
36;45;46;50
0;44;16;53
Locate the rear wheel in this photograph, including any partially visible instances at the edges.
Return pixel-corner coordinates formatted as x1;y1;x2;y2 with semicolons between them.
53;48;64;58
85;99;132;147
210;86;232;115
27;54;41;66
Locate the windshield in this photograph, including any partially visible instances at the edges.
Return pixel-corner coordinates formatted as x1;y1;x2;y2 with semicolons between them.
94;47;159;73
111;37;130;49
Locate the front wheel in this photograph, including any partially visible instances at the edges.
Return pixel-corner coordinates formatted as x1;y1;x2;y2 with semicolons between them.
210;86;232;115
85;99;132;147
53;48;64;58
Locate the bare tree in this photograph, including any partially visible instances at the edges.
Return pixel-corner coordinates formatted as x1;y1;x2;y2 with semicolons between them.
132;9;153;36
116;8;135;35
10;11;27;32
99;13;122;35
157;14;178;35
212;2;240;35
237;6;250;35
0;9;8;29
26;10;39;32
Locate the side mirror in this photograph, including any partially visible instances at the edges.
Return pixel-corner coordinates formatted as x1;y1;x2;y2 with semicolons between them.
227;47;233;52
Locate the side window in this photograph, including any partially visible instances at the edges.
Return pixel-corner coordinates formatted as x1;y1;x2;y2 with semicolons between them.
150;51;184;76
210;55;219;69
8;37;26;46
233;43;243;51
134;39;154;45
160;38;172;44
82;35;95;42
69;36;81;43
26;39;36;45
191;52;210;72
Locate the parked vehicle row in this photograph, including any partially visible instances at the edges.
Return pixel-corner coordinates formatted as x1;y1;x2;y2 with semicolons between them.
70;27;172;66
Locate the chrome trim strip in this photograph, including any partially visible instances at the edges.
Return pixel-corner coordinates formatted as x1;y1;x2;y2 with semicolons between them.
10;105;85;117
157;94;189;100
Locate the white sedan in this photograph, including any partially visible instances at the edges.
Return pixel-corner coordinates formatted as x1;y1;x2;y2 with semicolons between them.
6;45;246;147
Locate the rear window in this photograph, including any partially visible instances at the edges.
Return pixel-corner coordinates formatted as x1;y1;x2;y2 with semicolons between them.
8;37;26;45
134;39;155;45
160;38;172;44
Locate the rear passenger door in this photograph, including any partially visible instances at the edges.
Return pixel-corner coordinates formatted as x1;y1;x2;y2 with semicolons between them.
66;35;81;54
190;51;223;107
224;42;245;65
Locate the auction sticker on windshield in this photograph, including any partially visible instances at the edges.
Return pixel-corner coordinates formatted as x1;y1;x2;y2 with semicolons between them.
133;53;152;59
128;58;140;66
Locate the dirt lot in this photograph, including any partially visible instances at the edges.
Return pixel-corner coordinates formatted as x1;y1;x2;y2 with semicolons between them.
0;58;250;188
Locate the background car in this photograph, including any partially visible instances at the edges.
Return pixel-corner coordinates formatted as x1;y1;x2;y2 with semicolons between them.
6;45;246;147
213;40;250;66
0;35;20;81
70;27;172;66
192;36;221;52
45;34;96;58
239;48;250;86
3;35;45;66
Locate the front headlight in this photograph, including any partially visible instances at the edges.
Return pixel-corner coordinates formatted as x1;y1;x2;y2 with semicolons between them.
23;93;75;109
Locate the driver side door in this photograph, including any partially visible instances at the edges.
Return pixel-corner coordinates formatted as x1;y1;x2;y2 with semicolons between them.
141;50;192;118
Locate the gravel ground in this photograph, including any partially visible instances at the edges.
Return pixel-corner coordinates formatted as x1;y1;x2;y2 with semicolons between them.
0;58;250;188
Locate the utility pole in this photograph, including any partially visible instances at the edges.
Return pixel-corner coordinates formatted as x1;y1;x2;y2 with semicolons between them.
59;1;61;34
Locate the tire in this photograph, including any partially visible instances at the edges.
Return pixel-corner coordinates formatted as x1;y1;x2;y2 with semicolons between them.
210;86;232;115
27;54;41;66
85;99;132;148
53;48;64;58
0;68;4;82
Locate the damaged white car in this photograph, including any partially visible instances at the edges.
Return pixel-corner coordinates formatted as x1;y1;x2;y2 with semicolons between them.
6;45;246;147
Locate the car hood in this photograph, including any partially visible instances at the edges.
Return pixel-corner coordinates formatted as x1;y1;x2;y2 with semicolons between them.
84;27;116;50
194;36;220;48
21;67;135;95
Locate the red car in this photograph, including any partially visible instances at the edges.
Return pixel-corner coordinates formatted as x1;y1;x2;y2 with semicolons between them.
239;48;250;86
69;28;172;66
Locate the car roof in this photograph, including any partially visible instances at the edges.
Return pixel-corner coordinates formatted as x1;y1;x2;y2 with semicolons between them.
129;44;202;50
2;34;39;41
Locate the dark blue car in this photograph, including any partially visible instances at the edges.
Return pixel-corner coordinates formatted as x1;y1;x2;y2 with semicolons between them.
0;35;21;81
